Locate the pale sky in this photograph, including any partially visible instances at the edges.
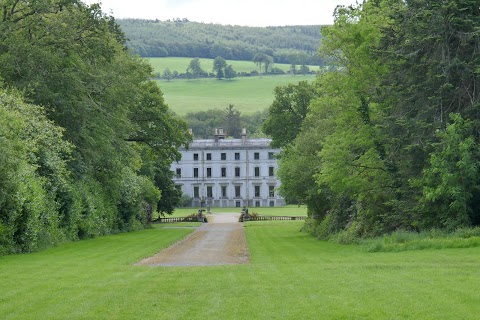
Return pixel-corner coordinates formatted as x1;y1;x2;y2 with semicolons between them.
82;0;356;26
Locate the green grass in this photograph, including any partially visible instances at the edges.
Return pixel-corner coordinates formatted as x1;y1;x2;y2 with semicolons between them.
147;57;321;75
169;205;307;217
147;57;317;115
361;227;480;252
156;75;316;115
1;222;479;319
246;205;307;216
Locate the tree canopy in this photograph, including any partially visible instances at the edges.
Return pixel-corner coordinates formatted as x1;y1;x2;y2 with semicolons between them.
267;0;480;239
117;19;324;65
0;1;190;254
263;81;317;148
252;53;274;76
213;56;227;79
187;57;206;78
184;106;268;139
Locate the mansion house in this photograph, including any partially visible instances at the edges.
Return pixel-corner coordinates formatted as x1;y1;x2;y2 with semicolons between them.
171;129;285;208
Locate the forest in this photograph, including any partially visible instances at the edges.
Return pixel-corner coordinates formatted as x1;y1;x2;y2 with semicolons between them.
117;19;324;65
0;1;190;255
262;0;480;240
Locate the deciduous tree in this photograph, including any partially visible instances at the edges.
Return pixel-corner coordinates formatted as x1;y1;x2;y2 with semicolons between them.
224;65;236;79
417;114;479;229
0;0;192;253
263;81;317;148
162;68;173;81
213;56;227;79
186;57;205;78
252;53;273;76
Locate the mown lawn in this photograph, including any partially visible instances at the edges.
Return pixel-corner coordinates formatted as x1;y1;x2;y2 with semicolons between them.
167;205;307;217
155;75;316;115
1;222;479;319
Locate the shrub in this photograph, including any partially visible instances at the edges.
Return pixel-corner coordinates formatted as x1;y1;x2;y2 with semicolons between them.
0;91;72;253
270;67;286;74
178;194;193;207
238;211;258;222
453;227;480;238
328;221;362;245
300;217;318;234
361;228;480;252
313;214;334;240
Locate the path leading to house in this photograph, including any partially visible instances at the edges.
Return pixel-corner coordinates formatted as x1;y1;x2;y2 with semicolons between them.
136;213;249;267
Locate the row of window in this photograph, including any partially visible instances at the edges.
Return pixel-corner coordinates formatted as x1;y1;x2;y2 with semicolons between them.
193;185;275;198
192;151;275;161
176;166;275;178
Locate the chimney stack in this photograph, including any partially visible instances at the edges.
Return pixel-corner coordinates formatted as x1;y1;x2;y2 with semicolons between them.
214;128;226;142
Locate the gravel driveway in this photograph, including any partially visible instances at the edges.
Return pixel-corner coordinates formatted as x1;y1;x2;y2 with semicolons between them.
136;213;249;267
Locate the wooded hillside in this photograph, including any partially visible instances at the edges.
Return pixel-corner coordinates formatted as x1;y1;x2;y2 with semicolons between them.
117;19;323;65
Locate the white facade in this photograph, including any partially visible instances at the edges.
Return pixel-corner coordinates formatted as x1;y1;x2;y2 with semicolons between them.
171;130;285;208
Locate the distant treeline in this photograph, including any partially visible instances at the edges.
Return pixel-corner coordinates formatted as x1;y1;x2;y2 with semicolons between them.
183;105;269;140
117;19;324;65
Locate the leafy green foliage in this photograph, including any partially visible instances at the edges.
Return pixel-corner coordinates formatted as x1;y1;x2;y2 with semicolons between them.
162;68;173;81
0;89;71;253
262;81;317;148
184;109;225;138
213;56;227;79
362;227;480;252
0;1;190;254
266;0;480;240
187;57;207;78
223;104;241;138
118;19;323;65
184;107;268;139
224;65;236;79
277;130;328;213
418;114;479;229
252;52;274;75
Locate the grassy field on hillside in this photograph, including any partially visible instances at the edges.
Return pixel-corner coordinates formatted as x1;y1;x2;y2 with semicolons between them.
147;57;321;75
155;75;316;115
1;222;479;319
146;57;318;115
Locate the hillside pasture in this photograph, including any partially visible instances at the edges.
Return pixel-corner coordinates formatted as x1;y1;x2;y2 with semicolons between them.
147;57;321;75
0;222;479;319
155;74;316;115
